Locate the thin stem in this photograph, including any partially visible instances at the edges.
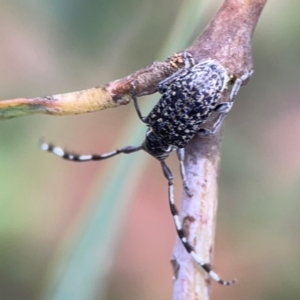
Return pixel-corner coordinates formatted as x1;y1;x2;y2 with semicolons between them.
171;0;267;298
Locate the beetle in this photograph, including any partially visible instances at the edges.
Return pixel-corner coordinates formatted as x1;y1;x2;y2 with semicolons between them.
40;52;253;285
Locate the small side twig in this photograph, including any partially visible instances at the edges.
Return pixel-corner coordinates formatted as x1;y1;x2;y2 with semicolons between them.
0;54;184;119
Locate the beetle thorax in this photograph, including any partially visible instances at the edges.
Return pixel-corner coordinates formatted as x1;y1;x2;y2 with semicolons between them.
142;128;176;160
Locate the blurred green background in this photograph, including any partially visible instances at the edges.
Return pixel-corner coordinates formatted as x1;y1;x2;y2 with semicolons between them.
1;0;300;299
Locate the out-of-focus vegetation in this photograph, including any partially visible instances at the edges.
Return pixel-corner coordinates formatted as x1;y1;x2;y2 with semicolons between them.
1;1;300;299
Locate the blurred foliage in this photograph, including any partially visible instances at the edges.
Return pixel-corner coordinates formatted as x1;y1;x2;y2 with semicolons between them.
1;0;300;300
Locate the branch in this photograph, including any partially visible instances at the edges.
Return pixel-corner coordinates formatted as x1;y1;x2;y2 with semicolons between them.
172;0;267;299
0;54;184;119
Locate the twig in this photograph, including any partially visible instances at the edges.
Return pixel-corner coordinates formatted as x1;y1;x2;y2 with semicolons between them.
172;0;267;299
0;54;184;119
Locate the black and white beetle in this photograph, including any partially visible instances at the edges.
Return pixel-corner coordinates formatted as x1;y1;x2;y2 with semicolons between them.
40;52;253;285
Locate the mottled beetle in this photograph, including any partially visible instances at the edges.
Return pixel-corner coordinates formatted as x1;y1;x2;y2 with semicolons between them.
40;52;253;285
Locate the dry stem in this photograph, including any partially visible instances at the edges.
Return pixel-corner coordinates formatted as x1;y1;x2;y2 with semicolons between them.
0;54;184;119
172;0;267;299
